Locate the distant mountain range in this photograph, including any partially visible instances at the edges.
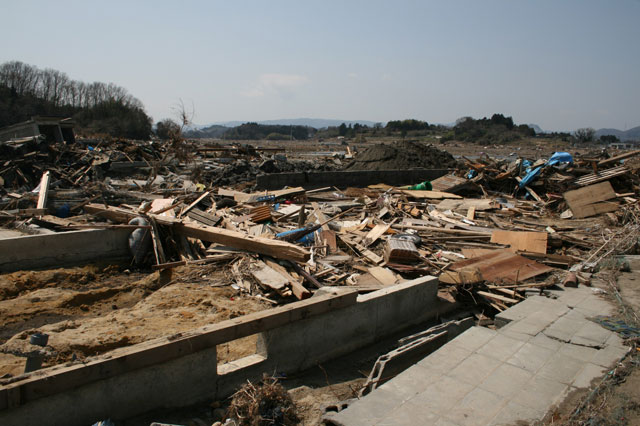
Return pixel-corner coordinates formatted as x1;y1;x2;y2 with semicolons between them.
596;126;640;142
189;118;379;130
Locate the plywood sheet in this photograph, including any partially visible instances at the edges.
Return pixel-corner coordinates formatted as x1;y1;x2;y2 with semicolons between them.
563;181;616;215
490;230;548;254
441;250;554;284
368;266;398;286
431;174;470;193
573;201;618;219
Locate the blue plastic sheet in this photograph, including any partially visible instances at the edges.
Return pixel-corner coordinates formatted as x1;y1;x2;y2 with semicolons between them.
466;169;477;179
518;165;542;188
546;152;573;167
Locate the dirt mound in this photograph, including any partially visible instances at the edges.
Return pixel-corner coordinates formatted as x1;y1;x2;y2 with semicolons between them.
344;141;458;170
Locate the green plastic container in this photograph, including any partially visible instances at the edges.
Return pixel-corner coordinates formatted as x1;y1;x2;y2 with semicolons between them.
407;181;432;191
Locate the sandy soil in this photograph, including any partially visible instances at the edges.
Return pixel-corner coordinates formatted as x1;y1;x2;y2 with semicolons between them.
0;263;268;377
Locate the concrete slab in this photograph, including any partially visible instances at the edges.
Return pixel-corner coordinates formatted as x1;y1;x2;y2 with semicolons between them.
506;341;556;373
324;286;630;426
572;362;608;388
479;363;533;398
447;353;502;386
537;352;586;384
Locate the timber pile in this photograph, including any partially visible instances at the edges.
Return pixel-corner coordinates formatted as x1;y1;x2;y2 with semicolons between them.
2;140;640;321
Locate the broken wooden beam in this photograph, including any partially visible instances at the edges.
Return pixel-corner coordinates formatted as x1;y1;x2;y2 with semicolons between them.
83;203;310;262
36;171;51;210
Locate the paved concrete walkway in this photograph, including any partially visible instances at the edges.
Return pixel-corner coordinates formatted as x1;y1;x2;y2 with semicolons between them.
324;285;629;425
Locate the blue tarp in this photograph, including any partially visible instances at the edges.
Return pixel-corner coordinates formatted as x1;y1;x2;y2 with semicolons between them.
546;152;573;167
518;166;543;188
519;152;574;188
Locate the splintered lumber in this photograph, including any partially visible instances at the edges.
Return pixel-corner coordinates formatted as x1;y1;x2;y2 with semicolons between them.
437;198;499;212
401;190;462;200
286;260;323;289
179;190;211;218
362;223;390;247
83;203;310;262
438;250;554;285
515;251;580;267
264;259;311;300
220;187;305;203
175;223;310;262
515;177;545;203
36;171;51;209
251;261;292;297
490;230;548;254
477;291;519;305
150;198;177;216
563;182;618;218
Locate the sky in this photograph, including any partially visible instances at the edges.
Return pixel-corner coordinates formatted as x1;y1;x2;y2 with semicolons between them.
1;0;639;131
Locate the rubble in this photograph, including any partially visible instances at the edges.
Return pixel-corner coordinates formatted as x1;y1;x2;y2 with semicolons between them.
1;136;640;400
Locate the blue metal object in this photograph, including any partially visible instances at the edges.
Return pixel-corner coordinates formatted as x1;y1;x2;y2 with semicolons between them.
256;195;276;202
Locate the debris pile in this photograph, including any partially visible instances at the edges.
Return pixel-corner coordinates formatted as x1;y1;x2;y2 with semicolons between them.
2;136;640;387
227;376;299;426
343;141;459;170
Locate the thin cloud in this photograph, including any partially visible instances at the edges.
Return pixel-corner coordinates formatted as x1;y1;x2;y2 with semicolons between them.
241;73;308;98
348;72;358;79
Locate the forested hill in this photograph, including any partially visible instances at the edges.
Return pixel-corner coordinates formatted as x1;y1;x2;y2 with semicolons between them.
0;61;152;139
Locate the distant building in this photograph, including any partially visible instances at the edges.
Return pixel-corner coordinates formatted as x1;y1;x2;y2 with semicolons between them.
609;140;640;150
0;116;75;144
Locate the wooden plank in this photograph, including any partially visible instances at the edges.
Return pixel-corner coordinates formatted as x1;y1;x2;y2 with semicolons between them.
438;198;498;212
563;181;616;212
490;230;548;254
83;204;310;262
573;201;618;219
321;229;338;253
401;190;462;200
179;190;211;218
574;166;629;186
598;149;640;166
466;206;476;220
362;223;390;247
477;290;519;305
368;266;398;286
176;223;310;262
264;259;311;300
0;290;358;409
461;248;495;259
251;261;290;296
515;176;544;203
36;171;51;209
149;198;177;216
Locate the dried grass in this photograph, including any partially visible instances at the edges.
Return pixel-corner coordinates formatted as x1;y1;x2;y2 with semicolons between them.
227;376;299;426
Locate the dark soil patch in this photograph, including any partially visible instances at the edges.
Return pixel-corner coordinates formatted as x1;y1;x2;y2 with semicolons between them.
344;140;459;170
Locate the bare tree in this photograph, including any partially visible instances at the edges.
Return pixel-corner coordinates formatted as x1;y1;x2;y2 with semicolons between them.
574;128;596;143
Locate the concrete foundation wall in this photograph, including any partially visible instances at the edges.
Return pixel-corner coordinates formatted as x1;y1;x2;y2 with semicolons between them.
256;169;451;190
0;229;131;272
0;276;442;426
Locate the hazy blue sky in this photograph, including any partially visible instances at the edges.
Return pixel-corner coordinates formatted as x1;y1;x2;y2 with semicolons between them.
2;0;639;131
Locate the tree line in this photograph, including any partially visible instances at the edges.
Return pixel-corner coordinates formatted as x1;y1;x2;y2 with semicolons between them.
0;60;152;139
